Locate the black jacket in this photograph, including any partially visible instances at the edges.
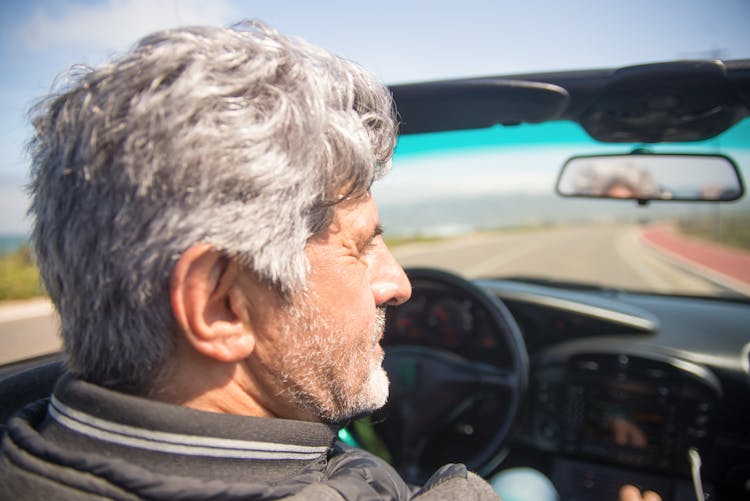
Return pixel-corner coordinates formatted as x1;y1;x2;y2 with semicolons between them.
0;375;498;500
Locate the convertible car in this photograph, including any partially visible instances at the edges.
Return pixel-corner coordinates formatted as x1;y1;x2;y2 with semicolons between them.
340;59;750;501
1;59;749;501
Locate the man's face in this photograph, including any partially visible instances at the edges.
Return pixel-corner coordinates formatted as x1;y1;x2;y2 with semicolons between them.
246;193;411;423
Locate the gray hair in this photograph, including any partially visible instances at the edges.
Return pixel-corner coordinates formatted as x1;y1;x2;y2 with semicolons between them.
27;21;397;392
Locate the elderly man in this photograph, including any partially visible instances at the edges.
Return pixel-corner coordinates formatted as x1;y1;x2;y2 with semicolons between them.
0;22;501;499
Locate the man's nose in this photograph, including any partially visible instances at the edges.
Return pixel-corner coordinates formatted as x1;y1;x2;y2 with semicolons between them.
370;244;412;306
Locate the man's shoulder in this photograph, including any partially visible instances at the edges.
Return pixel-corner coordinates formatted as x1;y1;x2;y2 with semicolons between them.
1;401;498;501
416;464;501;501
324;442;414;499
325;443;500;501
1;409;141;500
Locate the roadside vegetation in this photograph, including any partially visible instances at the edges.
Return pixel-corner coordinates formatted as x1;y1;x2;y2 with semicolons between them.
383;235;445;248
383;224;559;249
678;210;750;252
1;215;747;302
0;246;45;301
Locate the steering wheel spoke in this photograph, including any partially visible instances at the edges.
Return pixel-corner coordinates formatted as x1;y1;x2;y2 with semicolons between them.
477;366;521;391
385;345;517;397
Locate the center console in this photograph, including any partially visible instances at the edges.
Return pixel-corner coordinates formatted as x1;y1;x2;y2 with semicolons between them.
525;352;721;500
527;352;721;475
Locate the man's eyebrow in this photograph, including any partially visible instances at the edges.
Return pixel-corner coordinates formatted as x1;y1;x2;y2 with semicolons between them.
360;224;384;249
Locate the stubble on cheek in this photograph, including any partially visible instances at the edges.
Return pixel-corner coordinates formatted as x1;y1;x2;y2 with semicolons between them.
265;298;390;423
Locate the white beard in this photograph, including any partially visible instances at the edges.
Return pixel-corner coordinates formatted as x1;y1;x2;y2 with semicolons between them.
270;298;390;424
359;308;390;412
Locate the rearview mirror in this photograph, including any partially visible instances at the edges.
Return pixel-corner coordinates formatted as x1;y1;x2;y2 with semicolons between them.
556;153;744;203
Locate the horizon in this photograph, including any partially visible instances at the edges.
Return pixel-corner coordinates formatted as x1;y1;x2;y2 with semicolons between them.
2;0;749;233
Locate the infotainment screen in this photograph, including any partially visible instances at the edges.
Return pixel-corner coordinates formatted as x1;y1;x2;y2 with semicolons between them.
580;380;669;463
560;354;718;473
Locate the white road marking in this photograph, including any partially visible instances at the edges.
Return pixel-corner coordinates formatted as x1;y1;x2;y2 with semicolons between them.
0;298;55;322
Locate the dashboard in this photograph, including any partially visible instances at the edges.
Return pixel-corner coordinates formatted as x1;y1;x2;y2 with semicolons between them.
384;284;516;368
537;352;720;474
374;271;750;501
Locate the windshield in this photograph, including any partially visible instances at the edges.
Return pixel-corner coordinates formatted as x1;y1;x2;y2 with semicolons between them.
374;118;750;298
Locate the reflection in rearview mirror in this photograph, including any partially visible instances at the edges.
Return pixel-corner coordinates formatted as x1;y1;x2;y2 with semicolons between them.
556;153;744;203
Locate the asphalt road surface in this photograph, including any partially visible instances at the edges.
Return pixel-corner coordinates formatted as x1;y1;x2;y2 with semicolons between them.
392;223;729;296
0;299;60;365
0;223;738;365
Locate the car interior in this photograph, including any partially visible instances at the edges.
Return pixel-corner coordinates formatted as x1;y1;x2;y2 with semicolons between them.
2;59;750;501
345;59;750;501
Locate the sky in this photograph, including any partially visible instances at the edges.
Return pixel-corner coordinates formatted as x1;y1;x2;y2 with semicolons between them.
1;0;749;234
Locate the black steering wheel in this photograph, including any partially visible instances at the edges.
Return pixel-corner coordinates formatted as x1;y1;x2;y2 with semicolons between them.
349;268;528;484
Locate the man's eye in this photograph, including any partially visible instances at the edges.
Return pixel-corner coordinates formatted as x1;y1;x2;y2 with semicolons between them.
358;225;384;257
359;240;377;256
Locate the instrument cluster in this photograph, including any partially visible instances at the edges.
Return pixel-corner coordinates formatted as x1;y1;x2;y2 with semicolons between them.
383;287;513;368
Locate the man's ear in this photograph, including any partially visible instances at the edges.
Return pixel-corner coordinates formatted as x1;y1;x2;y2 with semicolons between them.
170;244;255;362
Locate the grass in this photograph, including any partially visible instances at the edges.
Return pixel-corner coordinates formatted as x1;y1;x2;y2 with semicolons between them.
0;234;446;302
0;246;45;301
383;234;445;248
3;214;743;302
677;210;750;252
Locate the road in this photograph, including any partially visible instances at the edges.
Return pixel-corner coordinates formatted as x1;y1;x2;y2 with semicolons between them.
392;223;731;295
0;223;743;365
641;223;750;295
0;298;60;365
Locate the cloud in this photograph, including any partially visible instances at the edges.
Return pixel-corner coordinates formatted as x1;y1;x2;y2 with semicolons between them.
17;0;239;54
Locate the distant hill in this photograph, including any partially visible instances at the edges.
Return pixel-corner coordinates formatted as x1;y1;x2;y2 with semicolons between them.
0;235;28;255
